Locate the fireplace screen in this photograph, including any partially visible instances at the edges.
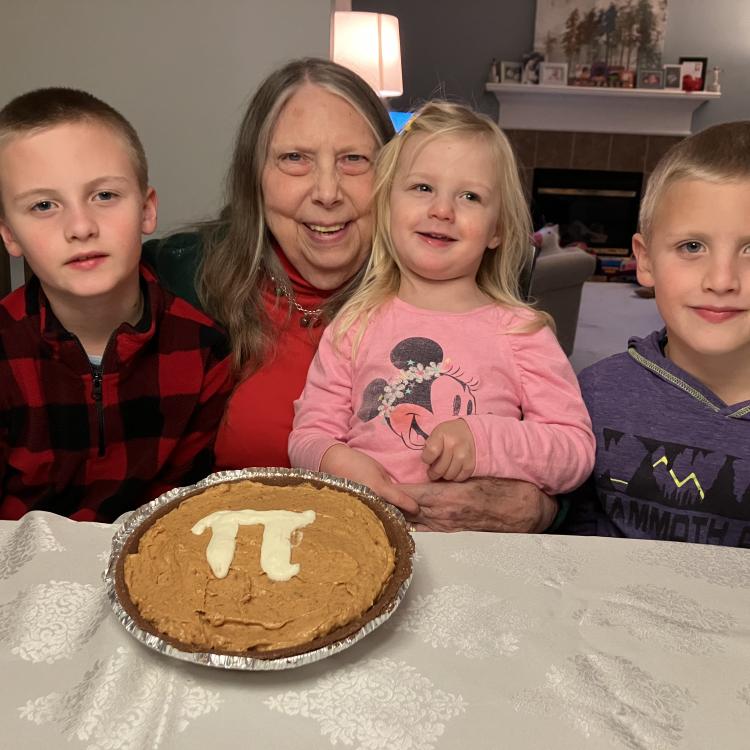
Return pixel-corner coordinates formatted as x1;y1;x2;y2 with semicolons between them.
531;168;643;256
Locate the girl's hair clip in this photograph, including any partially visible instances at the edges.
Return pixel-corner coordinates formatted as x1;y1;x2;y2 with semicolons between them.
401;117;415;134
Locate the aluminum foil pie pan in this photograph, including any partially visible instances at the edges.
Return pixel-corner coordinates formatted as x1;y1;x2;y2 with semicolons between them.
103;467;414;670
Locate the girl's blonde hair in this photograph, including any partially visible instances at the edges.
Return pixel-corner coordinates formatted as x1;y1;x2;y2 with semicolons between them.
334;100;548;345
197;58;394;371
639;120;750;239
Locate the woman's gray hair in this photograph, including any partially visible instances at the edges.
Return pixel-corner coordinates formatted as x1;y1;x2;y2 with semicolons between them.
198;57;395;371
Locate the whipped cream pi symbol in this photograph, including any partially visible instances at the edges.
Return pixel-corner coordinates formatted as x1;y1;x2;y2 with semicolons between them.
191;509;316;581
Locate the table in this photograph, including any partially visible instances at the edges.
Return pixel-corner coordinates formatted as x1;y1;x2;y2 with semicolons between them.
1;512;749;749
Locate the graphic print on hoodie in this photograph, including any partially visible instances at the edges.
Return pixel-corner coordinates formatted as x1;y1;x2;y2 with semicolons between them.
567;329;750;547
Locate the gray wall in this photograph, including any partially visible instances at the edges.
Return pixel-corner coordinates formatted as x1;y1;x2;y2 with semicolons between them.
354;0;750;129
353;0;534;118
1;0;332;237
662;0;750;130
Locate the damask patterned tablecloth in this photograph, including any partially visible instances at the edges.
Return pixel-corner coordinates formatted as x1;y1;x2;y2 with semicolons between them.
0;512;749;750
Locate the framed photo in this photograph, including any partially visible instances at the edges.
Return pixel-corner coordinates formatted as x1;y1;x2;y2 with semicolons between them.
572;63;592;85
679;56;708;91
619;69;635;88
637;68;664;89
663;64;683;90
606;65;624;87
500;61;522;84
539;62;568;86
590;61;608;86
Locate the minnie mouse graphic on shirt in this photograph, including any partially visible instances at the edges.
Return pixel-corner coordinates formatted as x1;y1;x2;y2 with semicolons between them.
357;337;479;450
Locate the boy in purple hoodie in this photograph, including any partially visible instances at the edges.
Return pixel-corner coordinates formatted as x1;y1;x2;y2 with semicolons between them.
563;122;750;547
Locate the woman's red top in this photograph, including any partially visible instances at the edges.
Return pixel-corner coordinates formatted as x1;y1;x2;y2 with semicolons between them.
214;250;335;469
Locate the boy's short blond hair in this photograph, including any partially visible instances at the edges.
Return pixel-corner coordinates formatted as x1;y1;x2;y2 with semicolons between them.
639;121;750;239
0;87;148;204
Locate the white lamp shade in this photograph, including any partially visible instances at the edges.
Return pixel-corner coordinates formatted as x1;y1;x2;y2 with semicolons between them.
332;11;403;97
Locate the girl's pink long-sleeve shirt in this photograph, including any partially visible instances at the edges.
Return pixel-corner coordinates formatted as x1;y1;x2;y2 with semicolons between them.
289;298;594;494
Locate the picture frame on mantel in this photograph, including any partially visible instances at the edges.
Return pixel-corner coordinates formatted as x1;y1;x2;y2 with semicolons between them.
637;68;664;89
539;62;568;86
663;64;683;90
500;61;522;83
679;56;708;91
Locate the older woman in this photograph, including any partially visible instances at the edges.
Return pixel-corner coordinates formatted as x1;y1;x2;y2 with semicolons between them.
200;59;391;471
146;58;559;532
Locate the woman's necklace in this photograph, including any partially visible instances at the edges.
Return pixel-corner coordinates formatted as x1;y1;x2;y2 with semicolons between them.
269;275;323;328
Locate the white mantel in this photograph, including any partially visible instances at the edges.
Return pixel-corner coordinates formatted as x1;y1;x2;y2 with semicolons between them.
486;82;720;136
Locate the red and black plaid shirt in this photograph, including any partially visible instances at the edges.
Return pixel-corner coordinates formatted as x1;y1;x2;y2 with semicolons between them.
0;264;233;522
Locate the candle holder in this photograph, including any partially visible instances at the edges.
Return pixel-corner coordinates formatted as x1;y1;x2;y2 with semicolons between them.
708;66;722;93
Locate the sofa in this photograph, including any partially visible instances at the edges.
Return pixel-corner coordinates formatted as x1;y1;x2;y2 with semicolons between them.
527;243;596;355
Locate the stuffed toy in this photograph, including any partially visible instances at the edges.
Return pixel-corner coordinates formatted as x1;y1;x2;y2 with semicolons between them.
532;224;589;254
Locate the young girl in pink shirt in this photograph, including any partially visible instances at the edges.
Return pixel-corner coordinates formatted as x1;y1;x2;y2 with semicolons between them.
289;101;594;515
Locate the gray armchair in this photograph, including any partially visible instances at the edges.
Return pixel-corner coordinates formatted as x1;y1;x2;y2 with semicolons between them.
528;245;596;355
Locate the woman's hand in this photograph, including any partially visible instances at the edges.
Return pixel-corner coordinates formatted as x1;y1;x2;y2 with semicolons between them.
421;419;476;481
320;445;420;515
400;477;558;533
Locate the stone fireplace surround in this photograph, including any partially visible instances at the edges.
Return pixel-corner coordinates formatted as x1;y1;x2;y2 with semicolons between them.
506;130;683;202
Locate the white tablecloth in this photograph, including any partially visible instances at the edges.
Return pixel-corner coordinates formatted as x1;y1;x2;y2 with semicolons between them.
1;512;749;749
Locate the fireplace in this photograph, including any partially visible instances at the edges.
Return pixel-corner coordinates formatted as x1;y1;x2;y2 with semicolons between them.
502;129;682;278
531;168;643;257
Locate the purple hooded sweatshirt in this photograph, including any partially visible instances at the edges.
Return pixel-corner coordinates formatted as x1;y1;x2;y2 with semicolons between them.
562;329;750;547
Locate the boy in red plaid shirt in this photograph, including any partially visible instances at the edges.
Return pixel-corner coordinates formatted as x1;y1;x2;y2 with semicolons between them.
0;88;233;522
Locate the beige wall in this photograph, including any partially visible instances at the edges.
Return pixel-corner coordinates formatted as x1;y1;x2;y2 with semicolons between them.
1;0;331;245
